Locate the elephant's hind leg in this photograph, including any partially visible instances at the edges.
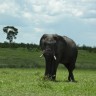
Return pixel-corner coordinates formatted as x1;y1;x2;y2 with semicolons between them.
65;63;75;82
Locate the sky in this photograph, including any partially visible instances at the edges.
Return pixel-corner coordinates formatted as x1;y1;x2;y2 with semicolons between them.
0;0;96;46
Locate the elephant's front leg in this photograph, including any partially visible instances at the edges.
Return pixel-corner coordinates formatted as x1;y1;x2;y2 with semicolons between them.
44;60;52;80
51;61;58;81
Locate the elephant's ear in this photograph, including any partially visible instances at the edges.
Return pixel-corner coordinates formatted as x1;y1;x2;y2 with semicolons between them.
39;34;47;49
53;34;63;41
41;34;47;39
53;34;60;40
53;34;67;45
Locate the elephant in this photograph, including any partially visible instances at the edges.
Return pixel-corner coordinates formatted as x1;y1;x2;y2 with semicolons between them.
40;34;78;81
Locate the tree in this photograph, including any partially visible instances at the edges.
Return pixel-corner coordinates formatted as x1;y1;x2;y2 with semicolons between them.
3;26;18;43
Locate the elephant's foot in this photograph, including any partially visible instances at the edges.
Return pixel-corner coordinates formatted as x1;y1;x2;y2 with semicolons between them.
51;75;56;81
43;75;50;80
68;77;77;82
43;75;56;81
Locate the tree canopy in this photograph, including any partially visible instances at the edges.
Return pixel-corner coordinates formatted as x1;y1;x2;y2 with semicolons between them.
3;26;18;43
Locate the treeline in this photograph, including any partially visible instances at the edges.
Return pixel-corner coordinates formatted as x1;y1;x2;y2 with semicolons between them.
0;42;96;53
0;42;40;51
77;45;96;53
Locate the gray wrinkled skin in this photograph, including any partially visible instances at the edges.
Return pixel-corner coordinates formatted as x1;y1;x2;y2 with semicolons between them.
40;34;78;81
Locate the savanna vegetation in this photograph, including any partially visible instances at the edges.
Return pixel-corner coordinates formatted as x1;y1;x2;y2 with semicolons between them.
0;68;96;96
0;42;96;69
0;42;96;96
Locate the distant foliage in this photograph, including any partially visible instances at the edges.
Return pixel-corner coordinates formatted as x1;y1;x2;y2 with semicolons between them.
0;42;40;51
77;45;96;53
0;42;96;52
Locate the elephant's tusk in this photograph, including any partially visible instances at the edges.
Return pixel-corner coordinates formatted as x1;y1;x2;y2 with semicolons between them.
54;55;56;60
40;50;45;57
40;54;43;57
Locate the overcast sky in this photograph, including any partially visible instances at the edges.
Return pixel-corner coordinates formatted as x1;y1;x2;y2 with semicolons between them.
0;0;96;46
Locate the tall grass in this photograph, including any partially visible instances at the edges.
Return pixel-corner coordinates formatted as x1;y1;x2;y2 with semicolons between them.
0;48;96;69
77;50;96;69
0;48;44;68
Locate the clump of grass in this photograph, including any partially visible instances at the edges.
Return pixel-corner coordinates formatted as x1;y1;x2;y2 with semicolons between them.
0;68;96;96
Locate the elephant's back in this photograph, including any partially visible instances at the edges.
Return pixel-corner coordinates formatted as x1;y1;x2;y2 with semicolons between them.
63;36;77;48
62;36;78;58
60;36;78;64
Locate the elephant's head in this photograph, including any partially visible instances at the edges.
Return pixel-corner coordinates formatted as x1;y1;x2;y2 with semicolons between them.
40;34;60;60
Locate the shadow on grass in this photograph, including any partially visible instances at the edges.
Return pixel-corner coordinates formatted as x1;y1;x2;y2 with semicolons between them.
41;77;78;83
54;80;78;83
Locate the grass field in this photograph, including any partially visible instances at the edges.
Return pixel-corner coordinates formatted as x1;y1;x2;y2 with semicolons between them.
0;68;96;96
0;48;44;68
0;48;96;96
0;48;96;69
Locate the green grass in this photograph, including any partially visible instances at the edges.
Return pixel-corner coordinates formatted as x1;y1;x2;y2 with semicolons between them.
0;48;45;68
0;48;96;96
77;50;96;69
0;48;96;69
0;68;96;96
